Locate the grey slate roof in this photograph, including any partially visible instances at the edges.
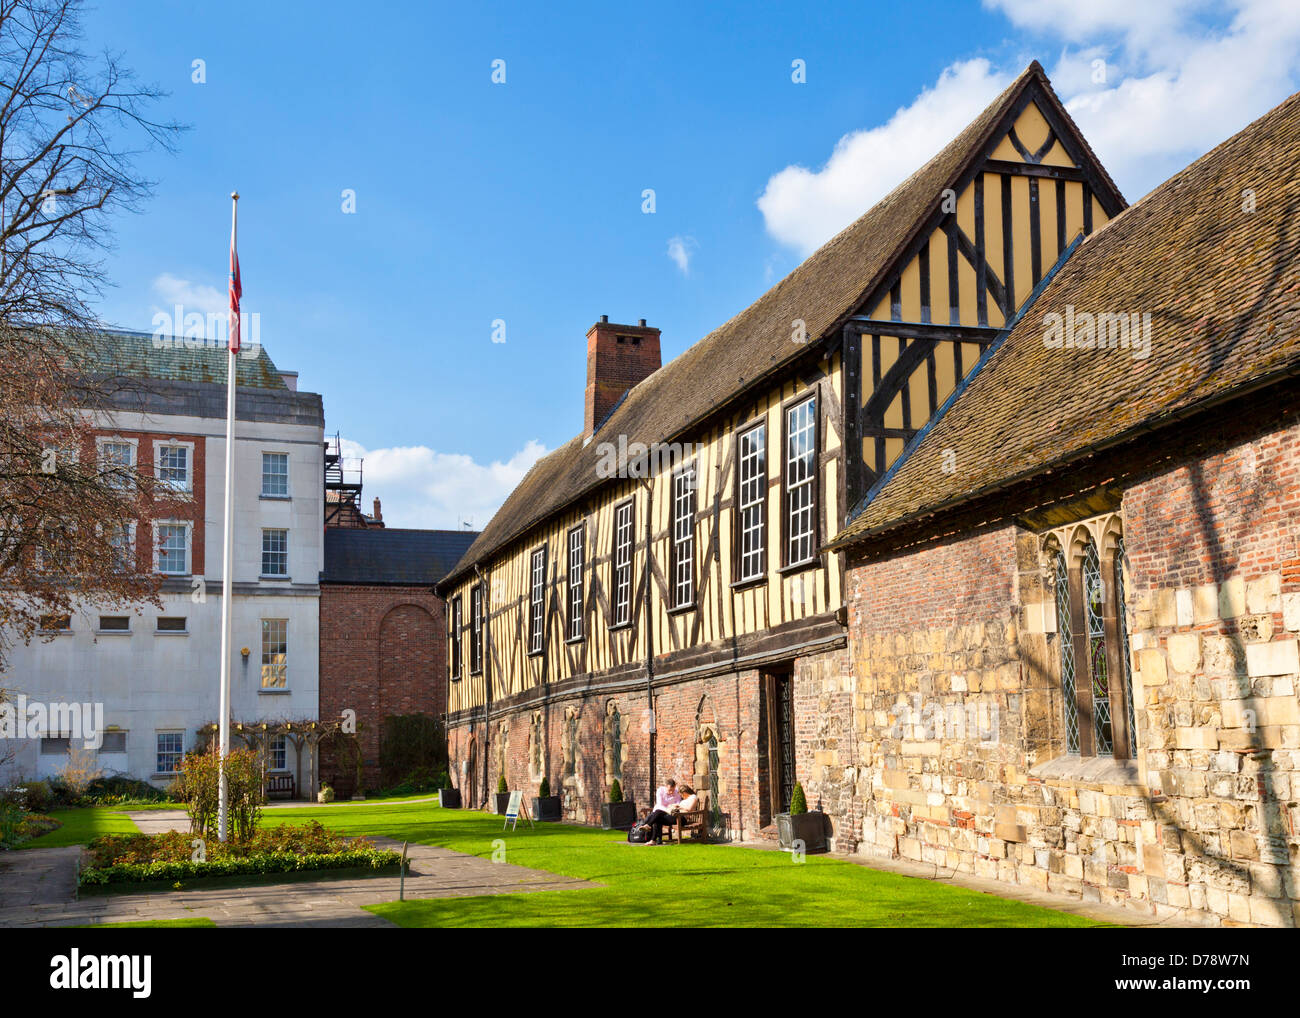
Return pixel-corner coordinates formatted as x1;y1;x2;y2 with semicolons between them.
322;528;480;587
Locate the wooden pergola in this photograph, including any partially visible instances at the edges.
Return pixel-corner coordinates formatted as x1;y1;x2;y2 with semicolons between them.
197;718;358;802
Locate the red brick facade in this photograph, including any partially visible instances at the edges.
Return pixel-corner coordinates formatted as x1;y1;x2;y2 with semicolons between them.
319;583;447;788
583;318;661;439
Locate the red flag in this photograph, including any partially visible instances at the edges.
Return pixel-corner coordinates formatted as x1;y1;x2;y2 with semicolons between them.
228;200;242;354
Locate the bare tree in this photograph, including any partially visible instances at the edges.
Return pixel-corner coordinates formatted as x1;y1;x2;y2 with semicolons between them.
0;0;184;668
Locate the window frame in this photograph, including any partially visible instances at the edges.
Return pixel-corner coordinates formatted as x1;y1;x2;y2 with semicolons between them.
96;436;138;492
449;593;463;680
469;583;484;676
260;618;289;689
610;498;635;629
528;545;548;657
153;439;194;494
261;451;291;498
780;392;820;571
668;460;698;612
260;527;289;579
154;520;192;577
733;417;768;586
156;731;184;775
566;522;585;644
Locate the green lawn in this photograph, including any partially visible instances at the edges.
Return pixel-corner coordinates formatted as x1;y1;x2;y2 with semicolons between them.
264;801;1106;929
18;807;140;848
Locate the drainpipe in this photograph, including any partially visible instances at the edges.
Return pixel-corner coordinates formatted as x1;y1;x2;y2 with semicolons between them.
643;477;656;803
475;562;491;810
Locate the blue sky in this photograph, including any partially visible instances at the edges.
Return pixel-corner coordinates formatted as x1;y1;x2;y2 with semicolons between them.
84;1;1300;529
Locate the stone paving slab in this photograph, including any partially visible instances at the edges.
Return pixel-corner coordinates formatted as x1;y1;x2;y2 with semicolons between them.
0;838;598;929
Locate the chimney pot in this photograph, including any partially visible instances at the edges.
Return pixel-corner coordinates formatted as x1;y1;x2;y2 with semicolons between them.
638;318;646;327
600;314;609;323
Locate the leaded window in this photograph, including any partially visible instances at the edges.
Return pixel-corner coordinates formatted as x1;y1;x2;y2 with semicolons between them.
737;422;767;582
1116;537;1137;751
1083;538;1112;755
612;500;633;627
671;463;696;608
1054;549;1079;754
529;546;546;655
784;396;817;565
567;524;585;641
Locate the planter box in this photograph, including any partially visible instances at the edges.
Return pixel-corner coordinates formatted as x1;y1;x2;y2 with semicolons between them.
438;788;462;809
776;811;827;853
494;792;512;815
601;800;638;830
532;795;561;822
332;778;355;802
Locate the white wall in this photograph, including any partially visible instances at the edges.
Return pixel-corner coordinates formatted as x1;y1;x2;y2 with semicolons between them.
1;400;323;787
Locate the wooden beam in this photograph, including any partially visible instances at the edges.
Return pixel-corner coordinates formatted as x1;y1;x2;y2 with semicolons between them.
846;318;999;345
983;159;1088;182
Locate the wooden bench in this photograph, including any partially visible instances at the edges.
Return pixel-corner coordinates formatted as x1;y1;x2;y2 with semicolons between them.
663;792;711;844
267;774;296;800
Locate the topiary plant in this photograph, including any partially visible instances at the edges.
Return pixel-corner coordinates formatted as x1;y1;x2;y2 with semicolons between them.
609;779;623;803
789;782;808;816
538;776;551;798
497;773;508;794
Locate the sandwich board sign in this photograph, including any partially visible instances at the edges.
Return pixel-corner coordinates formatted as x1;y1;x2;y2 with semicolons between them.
503;790;533;831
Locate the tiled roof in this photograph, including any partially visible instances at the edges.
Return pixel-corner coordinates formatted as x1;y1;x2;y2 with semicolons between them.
831;87;1300;548
323;527;480;586
442;61;1094;587
80;329;290;389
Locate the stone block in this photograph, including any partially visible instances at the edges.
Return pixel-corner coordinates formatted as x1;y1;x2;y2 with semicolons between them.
1175;589;1194;627
1174;726;1219;750
1193;583;1220;624
994;822;1027;843
1167;633;1201;675
1137;648;1168;687
1222;696;1300;729
1245;640;1299;678
1284;593;1300;633
1245;575;1280;615
1154;589;1178;628
1219;577;1246;620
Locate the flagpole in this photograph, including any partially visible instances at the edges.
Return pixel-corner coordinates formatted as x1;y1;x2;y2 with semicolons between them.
217;191;239;843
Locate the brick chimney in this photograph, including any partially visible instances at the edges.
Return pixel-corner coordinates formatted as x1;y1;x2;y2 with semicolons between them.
372;497;383;524
584;316;661;439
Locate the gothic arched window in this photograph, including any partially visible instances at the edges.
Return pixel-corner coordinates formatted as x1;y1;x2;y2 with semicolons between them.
1054;548;1080;754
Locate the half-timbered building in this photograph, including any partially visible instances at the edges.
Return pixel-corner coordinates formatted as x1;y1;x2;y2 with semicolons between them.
437;62;1125;837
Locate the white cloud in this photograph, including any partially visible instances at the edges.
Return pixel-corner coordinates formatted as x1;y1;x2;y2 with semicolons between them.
339;437;548;532
759;1;1300;253
757;59;1011;254
151;273;226;317
667;235;697;274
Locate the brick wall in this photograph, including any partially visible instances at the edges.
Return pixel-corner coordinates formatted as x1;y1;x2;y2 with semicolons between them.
319;583;447;787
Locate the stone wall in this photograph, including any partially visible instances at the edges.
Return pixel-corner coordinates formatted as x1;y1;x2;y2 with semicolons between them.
839;416;1300;925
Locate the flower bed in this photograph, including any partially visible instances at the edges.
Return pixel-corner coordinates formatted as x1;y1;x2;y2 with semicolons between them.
78;820;401;890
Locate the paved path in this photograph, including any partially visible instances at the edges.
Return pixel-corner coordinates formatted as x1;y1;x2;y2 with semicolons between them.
0;837;597;929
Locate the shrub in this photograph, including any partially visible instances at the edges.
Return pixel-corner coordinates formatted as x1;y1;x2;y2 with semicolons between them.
789;782;808;816
378;714;447;788
82;775;168;805
58;747;102;801
538;776;551;798
22;779;53;813
178;749;264;842
497;773;508;794
609;779;623;803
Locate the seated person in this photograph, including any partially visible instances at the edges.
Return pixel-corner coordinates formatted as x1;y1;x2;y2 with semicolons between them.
642;779;680;844
649;783;698;844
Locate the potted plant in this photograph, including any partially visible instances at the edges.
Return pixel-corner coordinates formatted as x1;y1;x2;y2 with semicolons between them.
532;776;561;822
317;783;334;804
776;783;826;853
601;779;637;830
494;773;511;815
